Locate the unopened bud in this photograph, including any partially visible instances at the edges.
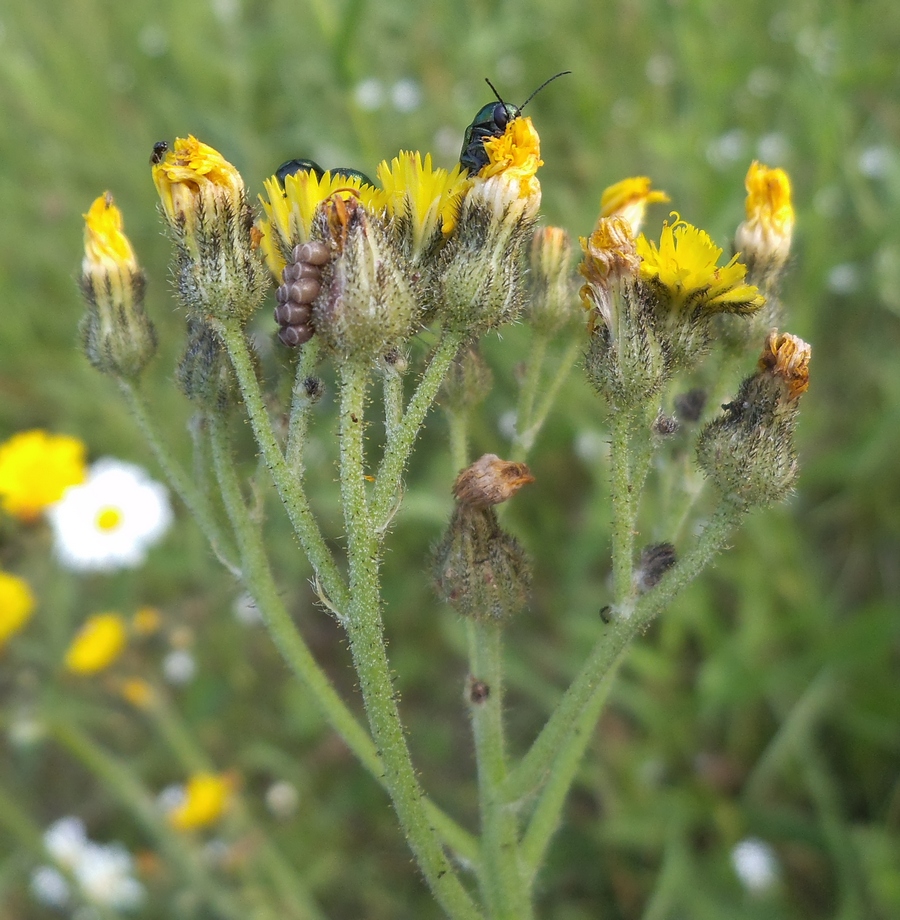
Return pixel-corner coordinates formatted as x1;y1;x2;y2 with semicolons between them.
674;388;707;424
439;347;493;414
175;319;250;411
526;227;579;334
453;454;534;507
79;193;157;379
697;331;811;509
735;161;794;287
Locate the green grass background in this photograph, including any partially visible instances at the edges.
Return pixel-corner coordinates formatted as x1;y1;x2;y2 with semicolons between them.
1;0;899;917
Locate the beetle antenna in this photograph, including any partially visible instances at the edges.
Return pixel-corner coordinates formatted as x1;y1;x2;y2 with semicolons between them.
519;71;572;111
484;77;506;105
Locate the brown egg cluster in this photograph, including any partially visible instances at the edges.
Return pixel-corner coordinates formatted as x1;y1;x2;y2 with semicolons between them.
274;241;330;347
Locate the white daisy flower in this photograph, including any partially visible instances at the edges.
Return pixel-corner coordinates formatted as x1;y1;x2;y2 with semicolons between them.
74;842;145;909
47;458;172;572
731;837;780;894
44;816;88;868
30;865;71;907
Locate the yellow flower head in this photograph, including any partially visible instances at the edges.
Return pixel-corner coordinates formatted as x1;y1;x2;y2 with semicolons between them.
64;613;127;675
168;772;235;831
132;606;162;636
0;430;86;523
373;152;469;256
258;167;379;277
758;330;811;400
600;177;670;236
152;135;244;231
0;571;35;648
83;193;139;277
735;161;795;274
636;214;765;315
579;216;641;293
477;115;543;204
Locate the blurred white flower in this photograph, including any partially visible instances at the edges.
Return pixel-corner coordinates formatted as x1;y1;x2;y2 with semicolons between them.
30;865;71;907
163;649;197;685
827;262;860;295
265;780;300;819
39;818;143;911
391;78;422;113
44;816;88;869
731;837;780;894
47;459;172;572
157;783;187;813
354;77;384;111
74;842;144;909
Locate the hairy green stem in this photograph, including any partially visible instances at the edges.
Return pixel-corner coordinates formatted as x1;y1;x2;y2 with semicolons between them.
339;363;481;920
505;502;742;806
467;619;530;919
207;413;476;864
117;379;240;574
447;410;470;472
372;333;463;531
213;319;349;617
286;337;322;471
512;335;547;457
609;410;637;613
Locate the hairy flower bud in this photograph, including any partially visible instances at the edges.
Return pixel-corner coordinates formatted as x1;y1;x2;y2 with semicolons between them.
437;116;542;335
697;331;811;509
433;504;531;622
526;227;579;334
79;193;156;379
439;347;494;413
152;136;268;325
175;318;247;411
579;217;667;409
311;195;418;362
735;161;794;286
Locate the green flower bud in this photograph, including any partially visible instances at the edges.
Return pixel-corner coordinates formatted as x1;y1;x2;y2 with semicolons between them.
526;226;580;334
439;347;493;414
175;318;248;411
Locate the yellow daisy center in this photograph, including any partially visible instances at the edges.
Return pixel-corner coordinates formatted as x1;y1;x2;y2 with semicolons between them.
96;506;123;531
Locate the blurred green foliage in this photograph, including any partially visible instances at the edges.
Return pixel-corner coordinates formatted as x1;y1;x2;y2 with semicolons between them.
1;0;899;917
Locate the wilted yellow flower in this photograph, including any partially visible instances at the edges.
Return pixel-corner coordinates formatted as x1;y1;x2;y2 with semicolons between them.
637;215;764;316
152;135;244;233
0;571;35;647
168;773;235;831
735;161;795;277
373;152;469;256
600;177;669;235
258;168;379;277
758;330;811;400
64;614;127;674
0;430;86;522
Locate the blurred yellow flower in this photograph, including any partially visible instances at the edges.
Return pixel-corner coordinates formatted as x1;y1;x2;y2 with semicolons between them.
120;678;156;709
168;773;235;831
65;614;127;674
637;215;764;315
600;177;669;235
131;607;162;636
0;431;86;523
0;571;35;647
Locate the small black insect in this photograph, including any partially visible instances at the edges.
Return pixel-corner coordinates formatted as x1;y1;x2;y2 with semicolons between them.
150;141;168;166
458;71;571;175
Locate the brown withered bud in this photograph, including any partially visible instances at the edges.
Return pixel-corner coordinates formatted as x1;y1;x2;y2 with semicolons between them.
452;454;535;508
633;543;677;593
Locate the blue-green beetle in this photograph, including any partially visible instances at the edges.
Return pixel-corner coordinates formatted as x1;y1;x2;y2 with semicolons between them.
275;158;374;189
458;72;570;175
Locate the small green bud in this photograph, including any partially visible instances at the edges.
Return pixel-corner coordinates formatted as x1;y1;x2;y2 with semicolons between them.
526;226;580;334
79;193;157;379
439;347;493;414
697;332;811;509
175;318;250;412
